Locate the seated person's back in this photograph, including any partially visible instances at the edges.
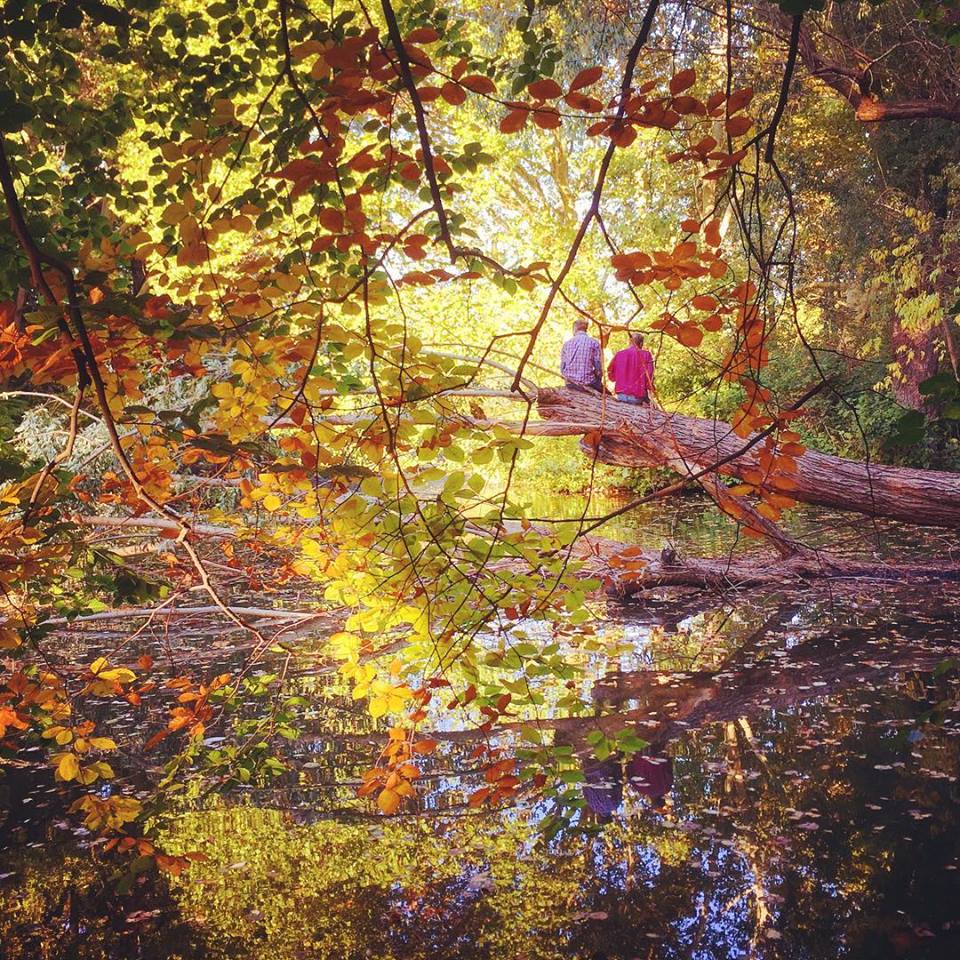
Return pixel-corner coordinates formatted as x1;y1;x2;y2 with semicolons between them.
608;332;653;404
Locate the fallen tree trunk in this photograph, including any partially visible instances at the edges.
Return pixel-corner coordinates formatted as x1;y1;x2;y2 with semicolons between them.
536;388;960;529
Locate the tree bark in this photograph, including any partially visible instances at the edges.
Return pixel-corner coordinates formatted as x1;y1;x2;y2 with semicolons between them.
536;388;960;529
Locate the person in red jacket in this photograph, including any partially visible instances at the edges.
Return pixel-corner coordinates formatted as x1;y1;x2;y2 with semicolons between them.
607;331;654;405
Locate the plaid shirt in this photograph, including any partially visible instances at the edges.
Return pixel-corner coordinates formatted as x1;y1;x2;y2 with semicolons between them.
560;332;601;385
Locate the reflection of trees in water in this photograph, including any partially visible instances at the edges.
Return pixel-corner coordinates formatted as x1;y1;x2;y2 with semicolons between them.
3;658;960;959
4;595;960;958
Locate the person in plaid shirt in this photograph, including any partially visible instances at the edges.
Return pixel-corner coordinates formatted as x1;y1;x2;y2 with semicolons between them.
560;319;602;391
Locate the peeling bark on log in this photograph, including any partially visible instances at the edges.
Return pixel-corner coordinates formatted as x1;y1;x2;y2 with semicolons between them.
536;388;960;529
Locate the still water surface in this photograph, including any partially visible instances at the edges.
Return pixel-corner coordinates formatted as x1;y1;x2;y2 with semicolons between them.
2;494;959;959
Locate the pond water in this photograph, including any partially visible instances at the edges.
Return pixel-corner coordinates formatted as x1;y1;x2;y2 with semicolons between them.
2;493;960;959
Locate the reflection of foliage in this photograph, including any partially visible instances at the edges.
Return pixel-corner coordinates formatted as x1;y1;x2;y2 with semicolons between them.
4;659;959;958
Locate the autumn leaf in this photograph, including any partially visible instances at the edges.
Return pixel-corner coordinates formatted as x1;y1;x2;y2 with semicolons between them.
669;68;696;95
460;74;497;95
725;115;753;137
406;27;439;44
676;322;704;348
528;78;563;100
727;86;754;113
378;788;402;814
570;66;603;91
56;752;79;781
500;109;527;133
441;82;467;105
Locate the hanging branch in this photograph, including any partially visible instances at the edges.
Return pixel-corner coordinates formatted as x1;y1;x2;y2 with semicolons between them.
763;13;802;162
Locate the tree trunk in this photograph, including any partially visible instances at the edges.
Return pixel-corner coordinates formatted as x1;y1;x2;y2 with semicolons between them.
535;388;960;529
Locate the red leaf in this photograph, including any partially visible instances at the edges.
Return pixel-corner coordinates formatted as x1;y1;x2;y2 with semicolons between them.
528;78;563;100
406;27;439;44
570;66;603;91
727;87;754;113
318;208;344;232
725;115;753;137
441;82;467;105
532;107;562;129
500;109;527;134
460;74;497;95
564;91;603;112
676;322;704;348
669;68;696;95
468;786;492;808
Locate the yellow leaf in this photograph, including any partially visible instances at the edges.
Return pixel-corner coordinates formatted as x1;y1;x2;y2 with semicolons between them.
378;788;401;814
78;765;99;785
262;494;282;511
57;753;80;781
99;667;136;684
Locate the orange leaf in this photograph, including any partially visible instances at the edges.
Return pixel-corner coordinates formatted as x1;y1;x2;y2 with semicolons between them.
680;218;700;233
691;294;718;311
676;322;704;348
468;786;492;808
144;729;170;751
156;855;188;876
779;441;806;457
669;68;696;95
528;78;563;100
378;788;402;814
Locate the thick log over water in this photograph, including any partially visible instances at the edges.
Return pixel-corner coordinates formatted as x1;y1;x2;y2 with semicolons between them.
536;388;960;529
